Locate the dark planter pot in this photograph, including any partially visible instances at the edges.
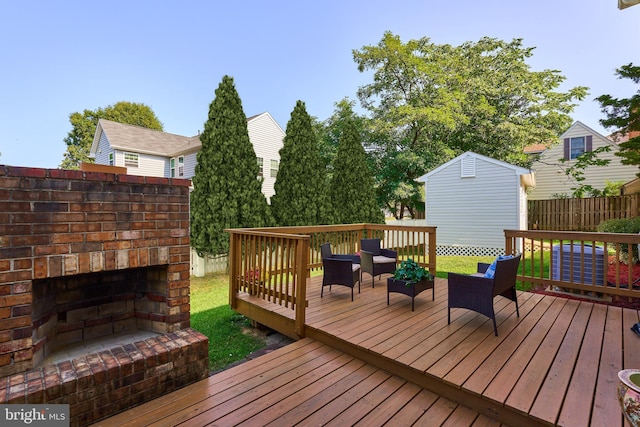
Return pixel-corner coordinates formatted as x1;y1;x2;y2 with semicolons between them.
387;278;435;311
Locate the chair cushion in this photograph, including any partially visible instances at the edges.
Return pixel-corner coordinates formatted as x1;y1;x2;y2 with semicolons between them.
352;264;361;272
483;255;514;279
373;255;396;264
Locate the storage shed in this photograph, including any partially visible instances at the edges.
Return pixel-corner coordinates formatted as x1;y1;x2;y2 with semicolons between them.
417;151;535;256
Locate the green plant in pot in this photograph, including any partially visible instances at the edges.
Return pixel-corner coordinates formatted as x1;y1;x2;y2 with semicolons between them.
393;258;434;286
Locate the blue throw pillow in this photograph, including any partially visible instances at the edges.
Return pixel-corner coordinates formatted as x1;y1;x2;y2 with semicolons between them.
484;255;514;279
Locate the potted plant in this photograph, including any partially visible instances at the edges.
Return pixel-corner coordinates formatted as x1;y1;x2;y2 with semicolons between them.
387;258;435;311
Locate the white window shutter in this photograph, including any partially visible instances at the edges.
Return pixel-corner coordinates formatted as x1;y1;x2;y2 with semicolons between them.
461;154;476;177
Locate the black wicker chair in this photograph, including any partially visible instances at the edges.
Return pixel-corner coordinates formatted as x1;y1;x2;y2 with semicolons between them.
321;243;361;301
359;238;397;288
447;254;521;336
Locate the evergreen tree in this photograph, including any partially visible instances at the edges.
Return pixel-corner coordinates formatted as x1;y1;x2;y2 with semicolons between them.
271;100;328;226
329;117;384;224
190;76;273;256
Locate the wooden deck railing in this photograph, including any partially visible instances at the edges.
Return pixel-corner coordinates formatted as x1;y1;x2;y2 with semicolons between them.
226;224;437;337
505;229;640;300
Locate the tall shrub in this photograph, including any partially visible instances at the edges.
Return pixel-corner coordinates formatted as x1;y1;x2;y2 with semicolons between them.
329;117;384;224
190;75;273;256
271;100;329;226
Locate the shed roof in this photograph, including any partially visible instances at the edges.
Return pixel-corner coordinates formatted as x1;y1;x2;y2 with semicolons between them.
417;151;531;183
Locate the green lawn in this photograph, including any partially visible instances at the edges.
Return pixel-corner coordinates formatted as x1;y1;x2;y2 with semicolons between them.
190;254;536;370
190;273;266;372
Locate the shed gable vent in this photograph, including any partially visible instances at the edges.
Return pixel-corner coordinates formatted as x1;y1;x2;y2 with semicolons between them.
461;154;476;177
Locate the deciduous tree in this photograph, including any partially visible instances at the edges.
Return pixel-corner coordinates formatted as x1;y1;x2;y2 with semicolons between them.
60;101;163;169
190;76;273;256
596;63;640;177
352;32;587;215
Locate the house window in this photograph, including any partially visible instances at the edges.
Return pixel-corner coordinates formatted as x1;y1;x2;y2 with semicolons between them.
570;137;585;159
170;156;184;177
270;160;279;178
257;157;263;177
108;153;114;166
124;152;139;167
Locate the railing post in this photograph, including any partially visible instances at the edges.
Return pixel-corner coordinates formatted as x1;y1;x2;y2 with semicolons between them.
505;232;514;255
228;232;238;309
428;228;437;275
294;237;309;337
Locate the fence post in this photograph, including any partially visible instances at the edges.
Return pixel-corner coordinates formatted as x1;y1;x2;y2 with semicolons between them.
294;237;309;337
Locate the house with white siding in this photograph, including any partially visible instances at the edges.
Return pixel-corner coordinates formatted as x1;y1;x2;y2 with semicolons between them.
417;152;535;256
527;121;637;200
89;112;284;201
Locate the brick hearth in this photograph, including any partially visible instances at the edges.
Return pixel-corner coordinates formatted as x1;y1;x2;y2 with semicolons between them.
0;165;209;426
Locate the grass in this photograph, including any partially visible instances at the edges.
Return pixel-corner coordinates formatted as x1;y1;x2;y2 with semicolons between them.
435;255;494;278
190;273;266;372
190;254;539;370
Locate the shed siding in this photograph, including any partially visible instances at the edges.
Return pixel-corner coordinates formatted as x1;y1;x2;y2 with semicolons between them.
426;157;520;250
529;122;637;200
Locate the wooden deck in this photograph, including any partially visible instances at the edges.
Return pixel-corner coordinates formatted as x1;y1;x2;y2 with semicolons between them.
95;275;638;426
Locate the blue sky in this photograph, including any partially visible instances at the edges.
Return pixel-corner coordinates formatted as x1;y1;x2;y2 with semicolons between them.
1;1;638;168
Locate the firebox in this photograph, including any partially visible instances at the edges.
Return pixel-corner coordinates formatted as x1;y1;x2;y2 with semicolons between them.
31;265;173;367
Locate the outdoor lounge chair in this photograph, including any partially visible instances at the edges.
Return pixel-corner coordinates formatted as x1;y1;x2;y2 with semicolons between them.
447;254;521;336
360;238;397;288
321;243;361;301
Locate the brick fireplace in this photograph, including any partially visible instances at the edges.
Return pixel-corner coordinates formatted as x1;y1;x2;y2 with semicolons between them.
0;166;209;426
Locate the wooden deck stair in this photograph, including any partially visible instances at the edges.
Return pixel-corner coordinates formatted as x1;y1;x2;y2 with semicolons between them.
92;338;504;427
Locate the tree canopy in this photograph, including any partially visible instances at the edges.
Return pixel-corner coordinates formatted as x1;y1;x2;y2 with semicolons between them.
596;63;640;177
352;32;588;216
190;75;273;256
271;100;329;226
60;101;163;169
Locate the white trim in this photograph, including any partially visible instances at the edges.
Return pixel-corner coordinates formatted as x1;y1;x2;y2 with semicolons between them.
417;151;530;183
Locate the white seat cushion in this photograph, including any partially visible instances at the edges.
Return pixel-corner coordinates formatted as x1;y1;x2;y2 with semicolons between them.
352;264;361;272
373;255;395;264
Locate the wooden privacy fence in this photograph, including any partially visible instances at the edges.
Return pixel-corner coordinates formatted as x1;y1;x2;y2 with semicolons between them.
528;194;640;231
504;229;640;301
226;224;437;337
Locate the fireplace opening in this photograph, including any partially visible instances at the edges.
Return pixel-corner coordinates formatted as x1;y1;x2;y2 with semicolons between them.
31;265;171;367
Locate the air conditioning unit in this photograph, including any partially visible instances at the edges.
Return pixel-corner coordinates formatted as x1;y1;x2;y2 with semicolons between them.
551;244;605;286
